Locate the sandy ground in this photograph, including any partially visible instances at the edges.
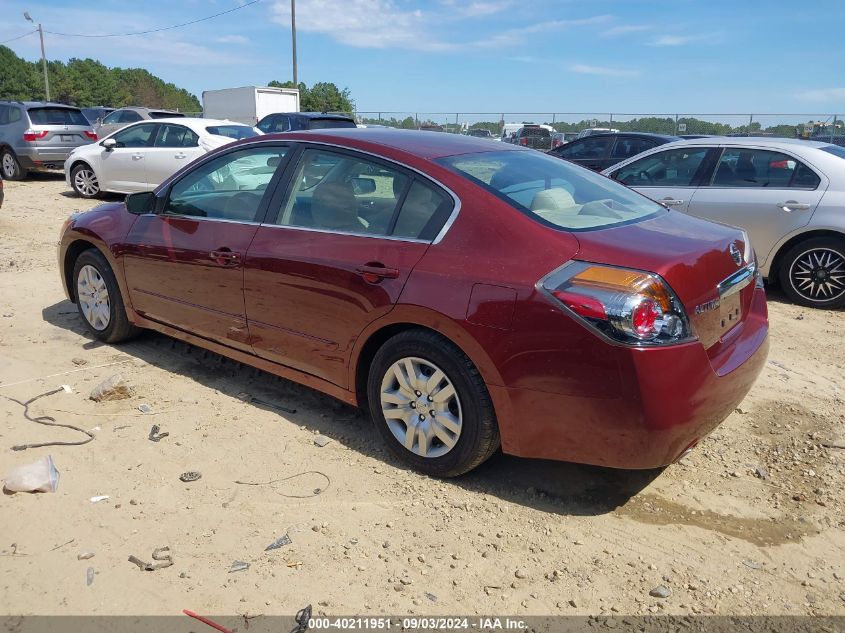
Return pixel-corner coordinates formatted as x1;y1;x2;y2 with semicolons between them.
0;175;843;619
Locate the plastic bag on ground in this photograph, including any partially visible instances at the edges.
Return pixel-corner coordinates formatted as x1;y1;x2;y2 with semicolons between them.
3;455;60;493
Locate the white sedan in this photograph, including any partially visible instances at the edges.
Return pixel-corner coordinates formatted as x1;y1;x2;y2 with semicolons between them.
64;118;261;198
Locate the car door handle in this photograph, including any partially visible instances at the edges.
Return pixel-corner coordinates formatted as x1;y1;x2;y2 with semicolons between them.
131;154;143;160
356;264;400;282
661;197;685;206
777;201;811;212
209;249;241;266
174;153;187;159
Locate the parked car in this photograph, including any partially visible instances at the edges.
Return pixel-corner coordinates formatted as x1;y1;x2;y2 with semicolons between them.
65;118;260;198
551;132;578;149
95;107;186;138
577;127;619;139
549;132;680;171
81;106;115;126
512;125;552;150
466;128;493;139
604;137;845;308
0;101;97;180
256;112;356;133
58;129;768;476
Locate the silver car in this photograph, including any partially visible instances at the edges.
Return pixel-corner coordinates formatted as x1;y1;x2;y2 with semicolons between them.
0;101;96;180
604;138;845;309
95;107;186;138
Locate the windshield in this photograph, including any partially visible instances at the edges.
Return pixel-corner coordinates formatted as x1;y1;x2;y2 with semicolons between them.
821;145;845;160
205;125;260;140
308;119;356;129
27;107;88;126
438;150;664;231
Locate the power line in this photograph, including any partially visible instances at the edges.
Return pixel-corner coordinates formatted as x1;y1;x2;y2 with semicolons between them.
1;30;37;44
44;0;261;38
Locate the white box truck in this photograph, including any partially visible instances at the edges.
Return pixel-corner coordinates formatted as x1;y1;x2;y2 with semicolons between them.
202;86;300;126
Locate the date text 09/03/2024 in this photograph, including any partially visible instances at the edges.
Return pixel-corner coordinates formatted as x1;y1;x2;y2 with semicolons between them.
307;617;527;630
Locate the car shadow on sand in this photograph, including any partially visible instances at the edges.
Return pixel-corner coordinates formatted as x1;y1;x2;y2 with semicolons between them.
42;299;660;516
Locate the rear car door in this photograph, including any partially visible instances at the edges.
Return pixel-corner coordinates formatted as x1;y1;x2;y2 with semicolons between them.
551;136;613;170
244;146;454;388
97;123;158;192
145;123;205;187
609;145;714;212
685;147;827;268
122;143;291;349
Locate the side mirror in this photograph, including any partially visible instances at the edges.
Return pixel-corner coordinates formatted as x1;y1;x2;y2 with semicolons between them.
102;138;117;151
350;177;376;195
125;191;155;215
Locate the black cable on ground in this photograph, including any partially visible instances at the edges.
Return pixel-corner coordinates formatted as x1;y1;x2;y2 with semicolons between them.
3;388;95;450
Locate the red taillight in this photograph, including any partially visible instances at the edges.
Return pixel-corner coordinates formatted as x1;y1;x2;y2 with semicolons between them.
519;138;528;146
541;262;694;346
23;130;49;142
84;131;98;140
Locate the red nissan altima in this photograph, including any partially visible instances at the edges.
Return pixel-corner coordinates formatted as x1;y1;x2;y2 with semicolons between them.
58;129;769;477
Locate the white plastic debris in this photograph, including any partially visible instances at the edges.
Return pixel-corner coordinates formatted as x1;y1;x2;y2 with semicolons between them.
3;455;60;493
89;495;109;503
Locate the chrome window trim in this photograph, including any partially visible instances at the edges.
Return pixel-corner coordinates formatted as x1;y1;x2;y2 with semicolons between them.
254;222;429;244
142;213;262;226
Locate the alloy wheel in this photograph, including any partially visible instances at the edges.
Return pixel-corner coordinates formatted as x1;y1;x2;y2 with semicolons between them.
73;167;99;197
77;264;111;330
379;356;462;459
2;153;16;179
789;247;845;303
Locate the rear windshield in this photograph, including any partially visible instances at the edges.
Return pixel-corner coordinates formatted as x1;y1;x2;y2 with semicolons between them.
150;111;185;119
821;145;845;160
437;150;663;231
308;118;357;129
27;107;88;126
205;125;259;140
521;127;551;137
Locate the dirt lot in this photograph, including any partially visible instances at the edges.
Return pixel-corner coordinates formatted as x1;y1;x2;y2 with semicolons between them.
1;175;843;619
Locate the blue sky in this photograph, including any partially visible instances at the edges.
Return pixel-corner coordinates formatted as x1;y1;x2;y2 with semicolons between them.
2;0;844;118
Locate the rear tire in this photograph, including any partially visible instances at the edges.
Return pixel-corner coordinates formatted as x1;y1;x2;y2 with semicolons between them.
778;236;845;309
71;163;101;198
367;329;500;477
1;149;25;181
72;249;140;343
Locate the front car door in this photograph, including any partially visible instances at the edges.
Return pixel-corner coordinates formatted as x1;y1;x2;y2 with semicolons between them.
684;146;827;269
145;123;205;187
122;143;291;349
97;122;158;192
244;146;455;388
609;145;714;212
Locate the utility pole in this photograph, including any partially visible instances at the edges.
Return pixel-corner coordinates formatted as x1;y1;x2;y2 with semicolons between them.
24;12;50;101
290;0;298;86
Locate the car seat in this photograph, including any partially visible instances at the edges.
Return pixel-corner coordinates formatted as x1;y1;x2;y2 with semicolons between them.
310;180;364;232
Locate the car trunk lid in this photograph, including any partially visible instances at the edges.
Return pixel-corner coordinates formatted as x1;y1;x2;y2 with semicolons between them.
27;107;95;150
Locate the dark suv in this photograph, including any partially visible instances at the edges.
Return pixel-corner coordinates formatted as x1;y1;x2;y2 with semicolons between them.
513;125;552;150
256;112;357;133
548;132;679;171
0;101;97;180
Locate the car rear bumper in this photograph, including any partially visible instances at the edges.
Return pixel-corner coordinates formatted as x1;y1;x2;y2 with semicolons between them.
17;147;73;170
496;285;769;469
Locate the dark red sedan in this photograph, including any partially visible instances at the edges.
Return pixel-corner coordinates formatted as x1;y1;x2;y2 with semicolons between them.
58;129;769;477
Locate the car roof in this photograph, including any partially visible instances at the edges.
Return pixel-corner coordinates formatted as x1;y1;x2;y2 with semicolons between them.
117;106;182;113
580;132;680;141
3;101;83;110
289;112;355;120
258;127;524;159
665;136;831;149
112;117;252;135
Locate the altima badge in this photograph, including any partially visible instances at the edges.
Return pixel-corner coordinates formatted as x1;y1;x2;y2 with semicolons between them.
729;242;742;266
694;298;721;314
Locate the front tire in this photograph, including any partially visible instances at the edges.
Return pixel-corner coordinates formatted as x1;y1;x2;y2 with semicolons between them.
367;329;500;477
778;237;845;309
71;163;101;198
1;149;25;181
72;249;140;343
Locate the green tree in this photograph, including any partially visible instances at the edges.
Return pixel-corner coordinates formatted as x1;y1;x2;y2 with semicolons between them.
268;79;354;113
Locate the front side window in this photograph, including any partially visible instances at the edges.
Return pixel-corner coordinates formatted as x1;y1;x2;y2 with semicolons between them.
273;149;413;236
102;111;122;125
164;146;288;221
155;124;199;148
439;150;662;231
112;123;157;148
614;147;710;187
556;136;612;160
710;148;820;189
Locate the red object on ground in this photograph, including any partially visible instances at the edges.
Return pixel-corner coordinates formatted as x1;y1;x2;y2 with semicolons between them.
183;609;233;633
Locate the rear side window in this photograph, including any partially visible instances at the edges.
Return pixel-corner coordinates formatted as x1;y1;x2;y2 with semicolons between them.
439;150;662;231
556;136;612;160
150;111;183;119
27;107;88;126
120;111;143;123
393;181;453;240
155;124;199;148
0;105;8;125
102;111;122;124
711;148;820;189
611;137;658;160
615;147;709;187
